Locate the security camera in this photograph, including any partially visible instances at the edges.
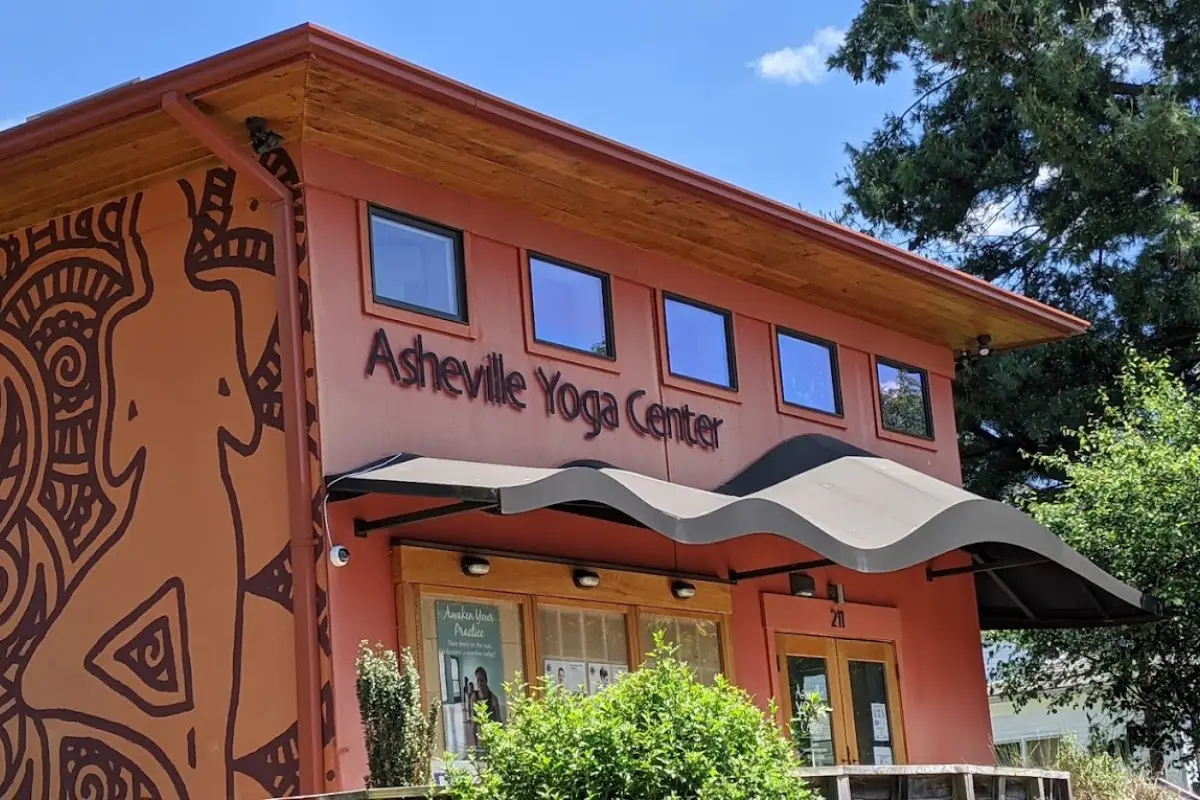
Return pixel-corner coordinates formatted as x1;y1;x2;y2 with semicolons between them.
329;545;351;568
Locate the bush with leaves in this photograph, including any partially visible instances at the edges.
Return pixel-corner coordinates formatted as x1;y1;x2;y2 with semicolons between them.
446;636;814;800
355;641;440;788
1052;738;1171;800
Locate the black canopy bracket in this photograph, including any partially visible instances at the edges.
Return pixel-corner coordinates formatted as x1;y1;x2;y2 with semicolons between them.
926;555;1049;582
728;559;834;583
354;501;498;537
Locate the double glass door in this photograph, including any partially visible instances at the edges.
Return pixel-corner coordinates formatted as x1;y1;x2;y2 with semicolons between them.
778;634;906;766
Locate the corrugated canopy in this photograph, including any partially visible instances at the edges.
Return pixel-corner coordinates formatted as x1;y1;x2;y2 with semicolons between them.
328;434;1161;630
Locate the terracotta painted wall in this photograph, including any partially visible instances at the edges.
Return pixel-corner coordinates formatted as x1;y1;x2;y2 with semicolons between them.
0;149;338;799
301;143;992;782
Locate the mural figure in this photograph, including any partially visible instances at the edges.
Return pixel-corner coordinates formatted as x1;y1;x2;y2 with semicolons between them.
0;147;335;798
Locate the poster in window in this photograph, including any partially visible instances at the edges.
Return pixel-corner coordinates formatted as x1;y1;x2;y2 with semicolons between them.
870;702;890;742
801;675;832;742
435;600;507;759
873;746;894;765
587;662;628;694
544;659;587;692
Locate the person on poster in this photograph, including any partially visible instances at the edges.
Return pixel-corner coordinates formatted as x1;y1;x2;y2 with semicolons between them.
556;666;567;688
474;666;504;725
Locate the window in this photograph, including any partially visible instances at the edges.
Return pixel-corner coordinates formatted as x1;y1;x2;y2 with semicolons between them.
1027;736;1062;768
777;329;841;415
640;613;723;685
876;358;933;439
663;294;736;389
421;594;525;774
529;255;614;358
369;206;466;322
994;741;1022;766
539;605;629;693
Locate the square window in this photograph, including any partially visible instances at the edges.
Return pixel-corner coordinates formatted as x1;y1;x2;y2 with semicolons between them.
529;255;614;358
778;329;841;415
876;358;933;439
369;206;466;323
640;614;723;685
663;295;736;389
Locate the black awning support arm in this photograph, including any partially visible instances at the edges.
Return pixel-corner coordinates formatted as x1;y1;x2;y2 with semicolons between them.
728;559;834;583
925;555;1049;581
971;553;1038;621
354;501;498;537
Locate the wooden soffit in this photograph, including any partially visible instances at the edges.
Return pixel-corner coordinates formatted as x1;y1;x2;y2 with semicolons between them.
0;24;1087;351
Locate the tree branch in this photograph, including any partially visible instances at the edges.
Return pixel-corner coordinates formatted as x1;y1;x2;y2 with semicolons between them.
1110;80;1159;97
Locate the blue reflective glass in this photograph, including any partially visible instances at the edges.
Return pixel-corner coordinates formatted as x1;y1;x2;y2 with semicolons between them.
530;257;611;356
778;332;839;414
664;297;733;388
370;211;463;320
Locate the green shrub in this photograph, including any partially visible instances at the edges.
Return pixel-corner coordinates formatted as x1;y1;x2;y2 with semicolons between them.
1051;739;1171;800
446;636;815;800
355;641;440;788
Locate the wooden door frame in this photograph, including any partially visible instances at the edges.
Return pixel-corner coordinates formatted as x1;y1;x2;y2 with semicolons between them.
776;632;908;765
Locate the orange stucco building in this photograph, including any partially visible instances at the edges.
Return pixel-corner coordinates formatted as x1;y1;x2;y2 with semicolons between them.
0;24;1159;799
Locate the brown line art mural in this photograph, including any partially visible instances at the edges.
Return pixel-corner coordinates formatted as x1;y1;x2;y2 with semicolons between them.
0;144;334;798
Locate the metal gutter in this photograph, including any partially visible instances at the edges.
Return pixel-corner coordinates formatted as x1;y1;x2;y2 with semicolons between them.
161;90;324;794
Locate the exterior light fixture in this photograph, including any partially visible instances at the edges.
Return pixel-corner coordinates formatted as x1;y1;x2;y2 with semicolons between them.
671;581;697;600
461;555;491;577
789;571;817;597
573;568;601;589
976;335;992;358
245;116;283;154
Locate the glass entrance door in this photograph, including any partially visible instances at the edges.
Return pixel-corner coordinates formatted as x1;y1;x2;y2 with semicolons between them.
777;634;906;766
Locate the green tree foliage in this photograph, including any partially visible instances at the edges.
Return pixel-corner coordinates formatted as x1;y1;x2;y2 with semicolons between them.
831;0;1200;497
881;368;930;437
990;353;1200;767
355;641;440;788
446;637;815;800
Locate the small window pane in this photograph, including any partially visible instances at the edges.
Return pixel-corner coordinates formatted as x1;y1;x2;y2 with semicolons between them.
370;209;464;321
847;660;895;766
1028;736;1061;768
640;613;722;684
530;257;612;357
994;741;1023;766
539;606;628;694
787;655;838;766
778;331;840;414
664;297;734;388
877;360;932;438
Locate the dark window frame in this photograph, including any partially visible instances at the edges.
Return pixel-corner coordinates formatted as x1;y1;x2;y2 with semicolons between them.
662;291;738;391
527;251;617;360
776;327;843;417
367;204;469;324
875;356;935;440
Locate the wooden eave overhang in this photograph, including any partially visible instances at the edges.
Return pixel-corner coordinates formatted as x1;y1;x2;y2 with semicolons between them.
0;23;1089;352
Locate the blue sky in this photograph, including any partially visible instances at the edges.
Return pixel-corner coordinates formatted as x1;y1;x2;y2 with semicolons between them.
0;0;912;218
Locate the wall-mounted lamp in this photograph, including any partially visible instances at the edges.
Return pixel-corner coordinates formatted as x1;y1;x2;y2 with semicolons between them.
573;568;601;589
789;571;816;597
244;116;283;155
461;555;491;577
671;581;697;600
976;335;992;358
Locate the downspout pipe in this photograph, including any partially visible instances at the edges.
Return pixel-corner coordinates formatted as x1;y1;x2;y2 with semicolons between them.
162;91;324;794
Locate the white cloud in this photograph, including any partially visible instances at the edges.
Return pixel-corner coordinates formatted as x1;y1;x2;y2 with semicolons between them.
752;27;845;86
1034;165;1060;190
969;200;1024;237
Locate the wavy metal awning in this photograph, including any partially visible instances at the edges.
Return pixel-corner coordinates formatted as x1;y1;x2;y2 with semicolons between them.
327;435;1161;630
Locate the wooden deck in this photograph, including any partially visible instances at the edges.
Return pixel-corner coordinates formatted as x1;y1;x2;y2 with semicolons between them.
291;764;1072;800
